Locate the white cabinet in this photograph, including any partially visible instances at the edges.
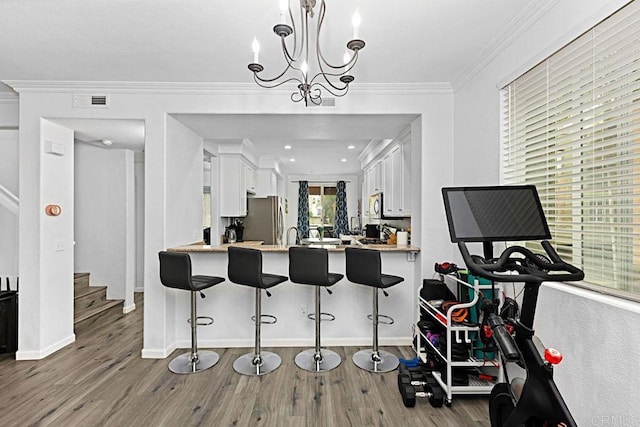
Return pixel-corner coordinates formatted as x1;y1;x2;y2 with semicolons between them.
220;156;256;217
243;163;257;194
365;160;383;196
383;153;394;215
401;139;412;215
379;143;411;217
362;133;412;217
254;169;277;197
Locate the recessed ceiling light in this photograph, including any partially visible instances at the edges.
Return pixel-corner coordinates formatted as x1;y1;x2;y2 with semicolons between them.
101;139;113;147
284;145;292;150
341;158;347;162
347;145;355;150
290;158;296;162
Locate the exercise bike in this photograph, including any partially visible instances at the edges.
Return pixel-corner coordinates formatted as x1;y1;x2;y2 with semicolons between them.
442;185;585;427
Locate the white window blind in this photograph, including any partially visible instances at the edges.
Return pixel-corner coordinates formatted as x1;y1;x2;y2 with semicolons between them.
501;0;640;298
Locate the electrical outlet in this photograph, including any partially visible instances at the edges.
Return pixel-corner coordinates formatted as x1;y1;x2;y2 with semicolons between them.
300;304;307;317
54;240;64;252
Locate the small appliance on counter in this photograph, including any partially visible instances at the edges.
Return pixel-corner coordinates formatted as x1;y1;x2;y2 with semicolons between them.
365;223;379;238
225;226;237;243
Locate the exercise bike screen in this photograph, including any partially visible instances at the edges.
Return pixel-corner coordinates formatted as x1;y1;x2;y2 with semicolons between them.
442;185;551;243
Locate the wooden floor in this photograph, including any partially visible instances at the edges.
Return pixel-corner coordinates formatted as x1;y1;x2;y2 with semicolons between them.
0;294;490;426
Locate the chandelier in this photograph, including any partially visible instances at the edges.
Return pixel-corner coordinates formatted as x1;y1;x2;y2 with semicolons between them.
248;0;365;106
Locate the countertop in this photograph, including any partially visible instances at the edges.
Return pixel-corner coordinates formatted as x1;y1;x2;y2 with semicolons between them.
167;242;420;253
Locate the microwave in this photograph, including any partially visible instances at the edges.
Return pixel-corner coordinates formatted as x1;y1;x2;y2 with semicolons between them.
369;193;383;219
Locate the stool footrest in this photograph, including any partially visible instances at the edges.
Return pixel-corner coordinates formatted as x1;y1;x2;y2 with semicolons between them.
188;316;214;326
250;314;277;324
367;313;394;325
307;312;335;322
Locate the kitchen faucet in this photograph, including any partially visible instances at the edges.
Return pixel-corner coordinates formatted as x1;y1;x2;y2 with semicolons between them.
286;226;300;245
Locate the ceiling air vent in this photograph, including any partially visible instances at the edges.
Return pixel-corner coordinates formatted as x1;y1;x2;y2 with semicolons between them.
91;95;108;106
308;97;336;107
72;94;110;108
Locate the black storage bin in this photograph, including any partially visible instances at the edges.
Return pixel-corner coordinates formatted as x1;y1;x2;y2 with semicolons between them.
420;279;456;302
0;290;18;354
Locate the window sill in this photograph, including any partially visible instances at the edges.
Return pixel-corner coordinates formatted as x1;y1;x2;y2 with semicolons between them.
544;281;640;313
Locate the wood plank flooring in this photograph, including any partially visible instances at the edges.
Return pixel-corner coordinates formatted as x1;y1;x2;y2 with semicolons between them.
0;294;490;426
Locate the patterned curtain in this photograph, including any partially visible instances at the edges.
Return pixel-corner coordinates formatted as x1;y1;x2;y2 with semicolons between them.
334;181;348;237
297;181;310;238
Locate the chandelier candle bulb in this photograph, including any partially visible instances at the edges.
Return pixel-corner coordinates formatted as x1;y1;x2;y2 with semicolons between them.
352;10;361;39
252;38;260;64
279;0;288;24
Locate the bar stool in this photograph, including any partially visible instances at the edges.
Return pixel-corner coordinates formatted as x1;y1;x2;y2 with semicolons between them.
227;246;288;376
345;247;404;373
158;251;225;374
289;246;343;372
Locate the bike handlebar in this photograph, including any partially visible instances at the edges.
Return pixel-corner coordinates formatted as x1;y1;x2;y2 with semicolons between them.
487;314;520;361
458;240;584;284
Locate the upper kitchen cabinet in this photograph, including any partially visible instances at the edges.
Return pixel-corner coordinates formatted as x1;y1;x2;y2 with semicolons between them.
244;162;257;195
220;155;253;217
362;130;412;217
254;169;278;197
366;160;383;196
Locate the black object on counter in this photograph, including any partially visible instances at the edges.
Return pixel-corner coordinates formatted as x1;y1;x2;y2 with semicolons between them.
364;224;379;238
203;227;211;245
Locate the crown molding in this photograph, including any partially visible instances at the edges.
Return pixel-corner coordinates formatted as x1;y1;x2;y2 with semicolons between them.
451;0;558;92
3;80;453;95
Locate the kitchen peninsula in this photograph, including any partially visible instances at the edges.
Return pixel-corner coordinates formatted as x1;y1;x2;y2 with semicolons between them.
165;242;421;350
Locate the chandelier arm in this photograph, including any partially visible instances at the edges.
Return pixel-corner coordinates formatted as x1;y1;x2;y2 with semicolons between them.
310;81;349;98
280;35;301;66
314;1;352;71
253;73;302;89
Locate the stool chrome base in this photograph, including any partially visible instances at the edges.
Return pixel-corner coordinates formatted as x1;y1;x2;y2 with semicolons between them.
352;349;399;373
168;350;219;374
295;348;341;372
233;351;282;376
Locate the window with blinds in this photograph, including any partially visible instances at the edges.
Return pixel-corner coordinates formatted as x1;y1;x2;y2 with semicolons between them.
501;0;640;298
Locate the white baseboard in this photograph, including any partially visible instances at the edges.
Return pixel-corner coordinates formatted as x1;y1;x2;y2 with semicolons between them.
123;303;136;314
16;333;76;360
141;343;176;359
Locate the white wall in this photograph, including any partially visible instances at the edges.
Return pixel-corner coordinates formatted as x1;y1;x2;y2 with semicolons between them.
8;84;453;359
0;95;19;128
74;143;135;310
18;117;75;359
164;115;206;347
0;130;19;279
165;115;204;248
0;99;19;281
134;153;145;291
452;0;638;421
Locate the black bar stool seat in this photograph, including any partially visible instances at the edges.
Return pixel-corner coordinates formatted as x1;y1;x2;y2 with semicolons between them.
158;251;225;374
228;246;287;376
345;247;404;373
289;246;343;372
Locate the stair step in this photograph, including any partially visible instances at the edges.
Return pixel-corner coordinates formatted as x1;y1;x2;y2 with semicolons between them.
74;285;108;312
74;272;90;290
74;299;123;325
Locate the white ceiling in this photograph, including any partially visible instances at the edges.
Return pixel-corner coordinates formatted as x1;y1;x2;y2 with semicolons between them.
0;0;540;173
174;113;417;174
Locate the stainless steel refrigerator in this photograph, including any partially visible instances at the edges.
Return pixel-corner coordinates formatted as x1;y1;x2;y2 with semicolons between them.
242;196;283;245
